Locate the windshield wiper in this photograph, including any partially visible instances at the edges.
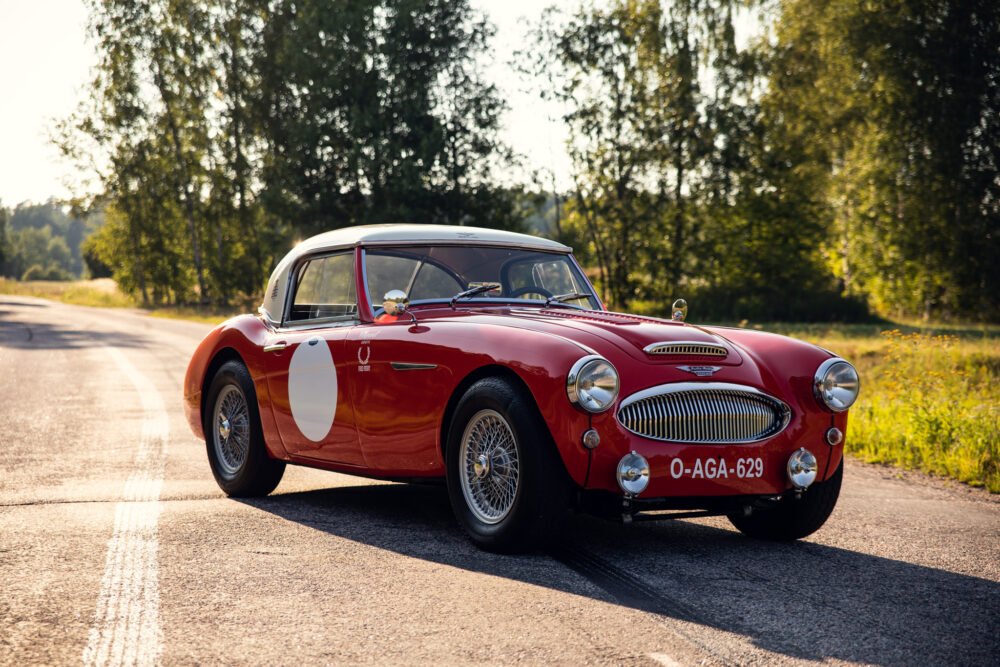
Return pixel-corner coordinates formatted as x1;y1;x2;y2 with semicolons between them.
544;292;591;309
450;284;500;308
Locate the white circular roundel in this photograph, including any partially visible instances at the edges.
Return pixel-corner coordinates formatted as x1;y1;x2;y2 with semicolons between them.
288;336;338;441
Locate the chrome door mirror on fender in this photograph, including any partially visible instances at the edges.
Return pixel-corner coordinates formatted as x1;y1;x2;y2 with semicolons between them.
383;289;410;315
383;289;418;327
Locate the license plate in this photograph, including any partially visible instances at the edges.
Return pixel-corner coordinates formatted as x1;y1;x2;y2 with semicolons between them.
668;456;764;480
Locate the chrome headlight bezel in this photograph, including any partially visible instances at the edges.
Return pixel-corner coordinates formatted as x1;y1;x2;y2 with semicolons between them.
567;355;620;413
813;358;860;412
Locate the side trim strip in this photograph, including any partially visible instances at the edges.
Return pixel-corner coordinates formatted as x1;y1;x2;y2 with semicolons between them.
390;362;438;371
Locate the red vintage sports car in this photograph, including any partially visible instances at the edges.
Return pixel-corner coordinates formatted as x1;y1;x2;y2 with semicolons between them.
184;225;860;551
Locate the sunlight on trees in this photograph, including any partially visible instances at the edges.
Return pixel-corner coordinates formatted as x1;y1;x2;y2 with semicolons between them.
37;0;998;321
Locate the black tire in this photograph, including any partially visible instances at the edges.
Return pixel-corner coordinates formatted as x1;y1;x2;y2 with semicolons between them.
728;460;843;541
445;377;571;553
203;360;285;497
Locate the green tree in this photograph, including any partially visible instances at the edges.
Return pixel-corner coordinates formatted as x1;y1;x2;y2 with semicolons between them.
766;0;1000;320
60;0;517;306
257;0;517;233
526;0;764;312
0;204;8;273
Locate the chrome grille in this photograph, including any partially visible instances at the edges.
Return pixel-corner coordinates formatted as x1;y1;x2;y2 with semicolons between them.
644;341;728;357
616;383;791;443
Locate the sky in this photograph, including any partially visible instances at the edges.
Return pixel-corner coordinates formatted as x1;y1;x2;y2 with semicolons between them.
0;0;94;206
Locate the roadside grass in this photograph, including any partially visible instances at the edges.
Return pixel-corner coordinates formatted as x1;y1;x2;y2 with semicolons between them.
0;277;137;308
5;278;997;491
147;307;242;325
0;278;234;325
742;322;1000;492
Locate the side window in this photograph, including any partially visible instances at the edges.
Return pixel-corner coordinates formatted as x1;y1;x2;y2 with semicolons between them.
288;252;357;322
533;260;581;295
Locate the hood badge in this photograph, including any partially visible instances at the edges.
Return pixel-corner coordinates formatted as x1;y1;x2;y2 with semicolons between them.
677;365;722;377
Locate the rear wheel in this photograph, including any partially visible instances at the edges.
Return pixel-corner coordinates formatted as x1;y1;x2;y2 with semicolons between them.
204;360;285;496
728;460;843;541
446;377;570;553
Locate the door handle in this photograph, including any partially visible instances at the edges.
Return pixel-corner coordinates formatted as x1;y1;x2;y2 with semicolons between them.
263;341;288;353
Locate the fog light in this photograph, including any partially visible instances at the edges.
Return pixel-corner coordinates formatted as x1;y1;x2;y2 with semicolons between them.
825;427;844;446
616;451;650;496
582;428;600;449
787;448;818;489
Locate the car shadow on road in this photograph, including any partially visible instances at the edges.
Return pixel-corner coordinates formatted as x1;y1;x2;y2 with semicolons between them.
240;482;1000;666
0;303;147;350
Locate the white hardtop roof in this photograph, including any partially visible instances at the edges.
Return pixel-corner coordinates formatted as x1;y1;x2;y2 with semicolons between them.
293;224;570;254
260;224;571;323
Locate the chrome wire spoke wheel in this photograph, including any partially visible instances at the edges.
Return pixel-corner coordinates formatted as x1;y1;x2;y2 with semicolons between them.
459;409;520;525
213;384;251;478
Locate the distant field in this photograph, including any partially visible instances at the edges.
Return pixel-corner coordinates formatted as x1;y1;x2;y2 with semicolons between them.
3;278;997;492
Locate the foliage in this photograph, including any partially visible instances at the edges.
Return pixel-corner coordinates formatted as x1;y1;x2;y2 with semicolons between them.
59;0;519;307
764;322;1000;492
526;1;860;318
764;0;1000;321
0;200;100;281
852;331;998;492
54;0;999;321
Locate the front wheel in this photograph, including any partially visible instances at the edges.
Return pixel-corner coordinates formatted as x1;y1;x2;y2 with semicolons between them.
446;377;570;553
203;360;285;497
728;460;843;541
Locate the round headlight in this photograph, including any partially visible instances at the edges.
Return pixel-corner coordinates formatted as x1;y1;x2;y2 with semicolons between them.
567;355;619;413
814;358;860;412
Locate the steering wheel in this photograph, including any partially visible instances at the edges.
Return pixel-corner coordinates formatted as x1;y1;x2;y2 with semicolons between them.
507;286;554;299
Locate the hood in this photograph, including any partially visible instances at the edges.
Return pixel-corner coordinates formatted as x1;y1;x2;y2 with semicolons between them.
440;307;745;366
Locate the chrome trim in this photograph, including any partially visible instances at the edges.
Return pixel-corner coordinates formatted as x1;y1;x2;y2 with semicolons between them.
263;341;288;353
787;448;818;489
616;382;792;444
281;248;357;327
459;409;520;524
566;355;620;413
212;384;250;478
671;298;688;322
677;365;721;377
643;341;728;357
813;357;860;413
390;362;438;371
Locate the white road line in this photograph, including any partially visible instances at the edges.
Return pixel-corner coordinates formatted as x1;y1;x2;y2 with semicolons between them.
83;347;169;667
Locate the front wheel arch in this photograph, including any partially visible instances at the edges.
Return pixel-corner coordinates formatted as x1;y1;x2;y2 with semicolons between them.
201;347;246;423
440;365;544;460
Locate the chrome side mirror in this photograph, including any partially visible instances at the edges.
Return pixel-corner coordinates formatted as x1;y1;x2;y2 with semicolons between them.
383;289;418;327
671;298;688;322
383;289;410;315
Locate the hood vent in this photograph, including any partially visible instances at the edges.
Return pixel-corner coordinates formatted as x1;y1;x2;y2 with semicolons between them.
643;341;728;357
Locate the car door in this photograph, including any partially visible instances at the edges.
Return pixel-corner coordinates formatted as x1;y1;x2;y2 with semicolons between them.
263;250;365;467
346;249;467;474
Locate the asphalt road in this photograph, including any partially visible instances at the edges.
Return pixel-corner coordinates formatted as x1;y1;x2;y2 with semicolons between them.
1;296;998;667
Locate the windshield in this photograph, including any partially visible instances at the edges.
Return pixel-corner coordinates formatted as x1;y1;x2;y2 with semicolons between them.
364;245;600;311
